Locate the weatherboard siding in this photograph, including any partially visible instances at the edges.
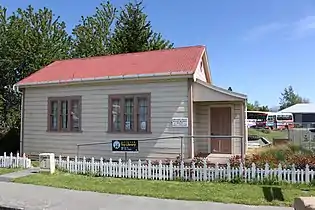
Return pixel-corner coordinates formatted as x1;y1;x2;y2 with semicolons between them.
23;79;189;160
193;102;243;155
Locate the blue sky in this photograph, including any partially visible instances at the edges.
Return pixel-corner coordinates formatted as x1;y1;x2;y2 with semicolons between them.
1;0;315;107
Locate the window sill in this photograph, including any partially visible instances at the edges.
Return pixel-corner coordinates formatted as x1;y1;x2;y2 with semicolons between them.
106;131;152;135
46;130;83;133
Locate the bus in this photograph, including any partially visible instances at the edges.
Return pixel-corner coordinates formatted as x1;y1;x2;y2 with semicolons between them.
246;111;272;128
266;112;294;130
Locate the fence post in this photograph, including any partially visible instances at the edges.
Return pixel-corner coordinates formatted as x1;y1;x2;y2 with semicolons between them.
214;163;219;180
251;163;256;180
57;155;61;168
66;156;70;171
180;160;184;180
16;152;20;168
91;157;95;174
100;158;104;176
22;153;26;168
3;152;6;168
9;153;13;168
118;159;122;178
169;160;173;180
292;164;296;184
158;160;162;180
137;160;141;179
239;162;243;180
147;160;152;179
83;157;86;174
305;164;310;184
192;161;196;181
264;163;270;179
227;162;231;182
203;159;207;181
109;158;113;177
277;163;282;182
127;159;132;178
74;156;78;174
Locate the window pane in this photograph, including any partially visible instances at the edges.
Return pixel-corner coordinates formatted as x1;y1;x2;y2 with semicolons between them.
111;99;121;131
124;98;134;131
50;101;58;130
71;100;80;131
61;100;68;129
138;98;148;131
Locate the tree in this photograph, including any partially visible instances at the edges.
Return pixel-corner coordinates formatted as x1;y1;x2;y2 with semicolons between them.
71;1;117;58
247;101;269;112
0;5;72;129
110;0;173;54
228;87;232;91
279;85;309;110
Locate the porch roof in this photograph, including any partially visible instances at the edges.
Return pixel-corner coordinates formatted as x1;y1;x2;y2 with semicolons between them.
192;79;247;102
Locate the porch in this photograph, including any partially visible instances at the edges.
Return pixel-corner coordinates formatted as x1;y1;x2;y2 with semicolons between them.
191;79;247;163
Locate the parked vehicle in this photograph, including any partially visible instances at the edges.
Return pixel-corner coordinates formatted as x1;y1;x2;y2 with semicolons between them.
246;111;271;128
266;112;294;130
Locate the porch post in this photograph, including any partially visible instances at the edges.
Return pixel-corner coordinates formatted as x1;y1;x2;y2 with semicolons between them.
241;100;248;159
188;79;194;158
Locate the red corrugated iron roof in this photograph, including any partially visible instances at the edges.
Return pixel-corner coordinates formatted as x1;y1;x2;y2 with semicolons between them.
17;45;206;85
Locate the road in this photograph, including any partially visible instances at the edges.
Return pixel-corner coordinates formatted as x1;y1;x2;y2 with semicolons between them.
0;182;292;210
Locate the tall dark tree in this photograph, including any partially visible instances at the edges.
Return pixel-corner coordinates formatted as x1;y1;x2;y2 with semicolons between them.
72;1;117;58
0;5;72;130
279;85;309;110
110;0;173;54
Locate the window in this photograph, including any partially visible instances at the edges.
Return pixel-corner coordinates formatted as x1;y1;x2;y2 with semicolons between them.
267;115;276;121
47;96;81;132
276;114;293;121
108;93;151;133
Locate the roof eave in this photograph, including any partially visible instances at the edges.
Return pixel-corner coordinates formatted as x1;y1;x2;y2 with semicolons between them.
15;72;194;89
195;79;247;100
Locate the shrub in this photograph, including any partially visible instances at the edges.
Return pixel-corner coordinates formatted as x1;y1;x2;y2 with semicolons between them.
229;144;315;169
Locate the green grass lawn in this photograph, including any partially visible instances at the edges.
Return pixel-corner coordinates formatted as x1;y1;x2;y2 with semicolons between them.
13;171;315;206
249;128;288;141
0;168;20;175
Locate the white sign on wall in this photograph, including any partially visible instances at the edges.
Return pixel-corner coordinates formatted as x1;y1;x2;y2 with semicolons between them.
171;117;188;128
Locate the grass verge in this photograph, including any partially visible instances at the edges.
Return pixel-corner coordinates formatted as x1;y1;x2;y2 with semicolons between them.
249;128;288;141
13;171;315;206
0;168;20;175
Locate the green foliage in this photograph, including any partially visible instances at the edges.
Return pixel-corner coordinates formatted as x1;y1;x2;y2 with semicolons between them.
110;0;173;54
72;1;117;58
230;144;315;169
0;5;72;132
247;100;269;111
279;85;309;110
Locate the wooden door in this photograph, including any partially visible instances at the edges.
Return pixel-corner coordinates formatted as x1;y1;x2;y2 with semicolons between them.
210;107;232;154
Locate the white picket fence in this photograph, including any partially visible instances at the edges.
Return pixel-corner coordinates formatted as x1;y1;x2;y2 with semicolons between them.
0;152;32;168
56;156;315;184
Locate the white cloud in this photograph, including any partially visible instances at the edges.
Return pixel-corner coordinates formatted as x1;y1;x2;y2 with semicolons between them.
243;22;288;41
291;15;315;39
244;15;315;41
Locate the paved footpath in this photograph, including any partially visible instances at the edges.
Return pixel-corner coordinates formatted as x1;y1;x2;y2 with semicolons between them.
0;182;293;210
0;168;39;182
